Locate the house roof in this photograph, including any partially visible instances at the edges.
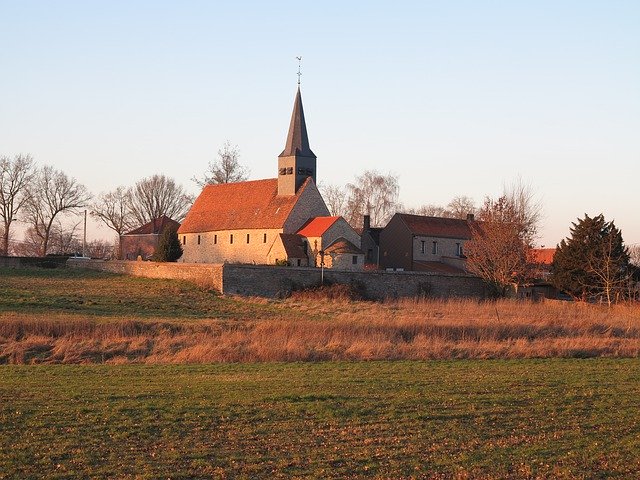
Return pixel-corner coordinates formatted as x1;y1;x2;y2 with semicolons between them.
279;87;316;158
124;216;180;236
412;261;467;274
178;177;313;234
279;233;308;259
531;248;556;265
396;213;472;239
296;216;341;237
325;238;363;255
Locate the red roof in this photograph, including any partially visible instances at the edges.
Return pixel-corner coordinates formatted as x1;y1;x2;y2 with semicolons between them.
397;214;472;239
325;238;362;255
178;178;312;234
296;216;340;237
530;248;556;265
412;261;467;274
124;216;180;236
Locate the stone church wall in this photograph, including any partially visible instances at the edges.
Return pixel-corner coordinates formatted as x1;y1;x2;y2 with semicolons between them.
68;260;486;300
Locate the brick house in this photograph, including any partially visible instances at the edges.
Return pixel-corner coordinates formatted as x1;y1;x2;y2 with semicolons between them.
177;87;362;269
379;213;473;273
120;216;181;260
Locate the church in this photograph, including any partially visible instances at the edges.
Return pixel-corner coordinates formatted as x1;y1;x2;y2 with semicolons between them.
177;87;364;270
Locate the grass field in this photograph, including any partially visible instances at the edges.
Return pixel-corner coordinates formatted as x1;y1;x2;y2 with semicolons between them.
2;268;640;477
2;267;640;363
2;360;639;479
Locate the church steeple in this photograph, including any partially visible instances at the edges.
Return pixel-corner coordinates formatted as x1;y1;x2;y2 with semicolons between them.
279;87;316;159
278;87;317;196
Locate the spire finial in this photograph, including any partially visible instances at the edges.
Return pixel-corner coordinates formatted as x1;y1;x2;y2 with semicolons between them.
296;56;302;86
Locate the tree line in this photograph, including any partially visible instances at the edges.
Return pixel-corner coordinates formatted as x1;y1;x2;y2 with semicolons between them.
2;149;638;303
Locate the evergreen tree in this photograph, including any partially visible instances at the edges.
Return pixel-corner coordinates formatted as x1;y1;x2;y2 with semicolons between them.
551;214;629;304
152;226;183;262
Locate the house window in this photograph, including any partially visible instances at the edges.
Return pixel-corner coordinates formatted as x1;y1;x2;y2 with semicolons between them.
197;235;201;245
246;234;250;244
456;243;463;256
432;241;438;255
263;233;267;243
352;255;358;265
230;234;234;244
214;234;217;245
420;240;426;254
182;236;186;245
297;259;301;266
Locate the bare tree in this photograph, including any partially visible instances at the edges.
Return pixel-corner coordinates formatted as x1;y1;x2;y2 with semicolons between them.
447;196;476;219
25;165;91;256
629;245;640;267
465;183;541;297
127;174;194;226
0;154;36;255
345;170;399;228
91;187;134;235
403;196;475;220
405;204;450;217
85;239;117;259
319;183;349;217
12;227;42;257
584;226;630;306
192;141;249;187
47;219;82;255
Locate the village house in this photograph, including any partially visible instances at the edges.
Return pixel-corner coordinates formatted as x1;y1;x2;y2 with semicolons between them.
177;87;364;269
379;213;474;273
120;215;180;260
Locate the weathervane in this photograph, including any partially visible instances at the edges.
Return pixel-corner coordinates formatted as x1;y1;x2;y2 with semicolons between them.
296;56;302;85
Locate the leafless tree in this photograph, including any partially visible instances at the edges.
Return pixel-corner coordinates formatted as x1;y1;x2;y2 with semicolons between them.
47;219;82;255
403;196;475;220
447;196;476;219
319;183;349;217
345;170;399;228
12;227;42;257
0;154;36;255
465;182;541;297
85;239;117;259
127;174;194;226
192;141;249;187
404;204;450;217
25;165;91;256
91;187;135;235
583;229;630;306
629;245;640;267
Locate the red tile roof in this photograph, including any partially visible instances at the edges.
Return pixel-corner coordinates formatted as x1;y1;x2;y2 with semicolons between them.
397;213;472;239
324;238;362;255
296;216;340;237
530;248;556;265
178;178;312;234
124;216;180;236
412;261;467;274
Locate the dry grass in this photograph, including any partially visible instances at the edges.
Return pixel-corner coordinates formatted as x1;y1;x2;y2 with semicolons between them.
2;298;639;364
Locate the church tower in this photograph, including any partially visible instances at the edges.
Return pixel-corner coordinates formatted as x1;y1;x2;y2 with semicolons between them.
278;87;317;196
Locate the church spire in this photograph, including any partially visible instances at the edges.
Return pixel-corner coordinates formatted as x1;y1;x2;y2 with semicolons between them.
279;87;316;159
277;86;318;196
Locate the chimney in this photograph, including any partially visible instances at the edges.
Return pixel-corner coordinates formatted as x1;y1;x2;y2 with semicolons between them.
466;213;475;221
363;215;371;231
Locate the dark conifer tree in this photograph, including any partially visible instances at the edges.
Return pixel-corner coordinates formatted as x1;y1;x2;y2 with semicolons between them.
152;226;183;262
551;214;629;303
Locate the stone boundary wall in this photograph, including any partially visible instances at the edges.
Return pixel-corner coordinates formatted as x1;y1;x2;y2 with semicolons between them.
0;255;68;269
67;259;224;290
221;264;486;300
67;260;486;300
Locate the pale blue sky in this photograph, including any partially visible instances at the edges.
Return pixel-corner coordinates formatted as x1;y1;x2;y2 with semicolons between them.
1;1;639;246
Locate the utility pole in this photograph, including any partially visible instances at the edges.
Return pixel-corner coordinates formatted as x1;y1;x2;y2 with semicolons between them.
83;209;87;257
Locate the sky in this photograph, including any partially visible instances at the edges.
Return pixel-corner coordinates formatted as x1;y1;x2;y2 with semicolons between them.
1;1;639;248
